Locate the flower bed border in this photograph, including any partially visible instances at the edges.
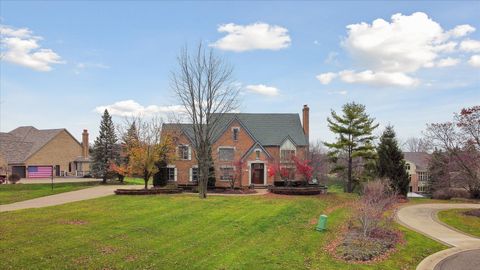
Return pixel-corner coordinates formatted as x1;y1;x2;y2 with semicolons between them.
268;186;327;195
114;188;183;195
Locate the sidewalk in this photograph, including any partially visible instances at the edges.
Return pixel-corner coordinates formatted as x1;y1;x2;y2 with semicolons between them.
396;203;480;270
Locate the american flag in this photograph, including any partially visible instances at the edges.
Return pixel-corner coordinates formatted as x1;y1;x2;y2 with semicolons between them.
28;166;52;178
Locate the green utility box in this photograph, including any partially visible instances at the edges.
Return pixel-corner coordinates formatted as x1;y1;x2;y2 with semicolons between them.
316;214;328;231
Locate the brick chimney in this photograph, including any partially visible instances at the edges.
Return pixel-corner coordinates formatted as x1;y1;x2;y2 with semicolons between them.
82;129;89;158
302;104;309;141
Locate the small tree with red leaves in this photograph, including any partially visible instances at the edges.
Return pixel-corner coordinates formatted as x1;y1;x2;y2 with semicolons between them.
230;160;244;190
268;162;290;181
292;156;313;184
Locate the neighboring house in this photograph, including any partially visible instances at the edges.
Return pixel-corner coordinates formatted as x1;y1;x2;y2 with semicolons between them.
161;105;310;187
0;126;91;178
404;152;431;193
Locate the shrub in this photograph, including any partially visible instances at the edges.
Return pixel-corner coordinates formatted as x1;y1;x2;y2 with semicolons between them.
8;174;21;184
432;189;452;200
153;169;168;187
82;174;92;178
357;180;397;237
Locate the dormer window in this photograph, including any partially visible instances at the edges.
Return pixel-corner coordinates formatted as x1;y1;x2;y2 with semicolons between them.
178;145;190;160
280;138;296;162
232;127;240;141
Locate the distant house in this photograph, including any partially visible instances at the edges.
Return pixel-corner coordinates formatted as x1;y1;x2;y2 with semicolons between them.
404;152;431;193
160;105;310;187
0;126;91;178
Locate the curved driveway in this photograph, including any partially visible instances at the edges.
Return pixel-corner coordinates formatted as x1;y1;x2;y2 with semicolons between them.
396;203;480;270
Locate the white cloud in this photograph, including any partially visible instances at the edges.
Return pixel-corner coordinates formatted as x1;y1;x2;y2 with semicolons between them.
245;84;279;96
319;12;477;87
338;70;419;87
436;57;460;67
95;100;185;117
447;24;476;38
316;72;338;84
460;39;480;52
0;24;64;71
210;22;291;52
74;62;110;74
468;55;480;68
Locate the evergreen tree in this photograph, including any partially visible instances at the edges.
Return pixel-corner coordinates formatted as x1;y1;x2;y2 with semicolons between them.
325;102;378;193
92;109;119;183
377;125;410;196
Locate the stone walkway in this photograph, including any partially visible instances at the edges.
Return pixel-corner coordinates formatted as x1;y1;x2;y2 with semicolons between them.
0;185;139;212
396;203;480;270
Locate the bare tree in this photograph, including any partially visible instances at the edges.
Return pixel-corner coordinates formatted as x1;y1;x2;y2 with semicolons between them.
308;140;330;184
403;137;432;153
171;42;240;198
357;180;396;237
425;106;480;198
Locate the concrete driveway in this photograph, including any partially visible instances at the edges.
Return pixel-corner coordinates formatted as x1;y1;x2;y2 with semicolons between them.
396;203;480;270
0;185;139;212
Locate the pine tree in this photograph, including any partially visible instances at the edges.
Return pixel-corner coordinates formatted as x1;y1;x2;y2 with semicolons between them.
92;109;119;183
325;102;378;193
377;125;410;196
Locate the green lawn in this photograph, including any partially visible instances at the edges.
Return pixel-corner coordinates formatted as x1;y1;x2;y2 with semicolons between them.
0;182;100;205
0;193;445;269
438;208;480;237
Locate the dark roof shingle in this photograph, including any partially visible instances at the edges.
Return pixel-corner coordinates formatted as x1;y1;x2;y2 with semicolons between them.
164;113;308;146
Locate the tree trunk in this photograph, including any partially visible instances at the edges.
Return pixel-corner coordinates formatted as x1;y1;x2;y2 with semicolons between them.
102;175;107;184
198;162;208;199
144;178;148;190
347;155;353;193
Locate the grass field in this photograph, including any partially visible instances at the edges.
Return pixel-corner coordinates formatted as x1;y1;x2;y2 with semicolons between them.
0;182;100;204
438;208;480;237
0;192;445;269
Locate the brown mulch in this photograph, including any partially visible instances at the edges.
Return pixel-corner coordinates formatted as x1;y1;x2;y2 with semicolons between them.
325;226;405;264
464;209;480;217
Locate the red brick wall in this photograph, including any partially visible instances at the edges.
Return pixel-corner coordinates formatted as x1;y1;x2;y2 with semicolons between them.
162;123;308;187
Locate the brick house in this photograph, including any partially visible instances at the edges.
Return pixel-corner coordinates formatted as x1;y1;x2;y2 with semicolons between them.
161;105;310;187
404;152;431;193
0;126;91;178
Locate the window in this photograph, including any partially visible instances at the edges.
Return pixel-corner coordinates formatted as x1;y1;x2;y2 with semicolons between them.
255;150;260;160
232;127;239;141
167;167;176;181
281;150;295;161
419;171;430;181
178;145;190;160
219;147;234;161
405;163;410;170
220;167;234;181
191;167;198;182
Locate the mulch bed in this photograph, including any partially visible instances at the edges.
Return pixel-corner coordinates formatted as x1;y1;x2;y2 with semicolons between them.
269;186;327;195
326;226;404;264
114;188;183;195
464;209;480;217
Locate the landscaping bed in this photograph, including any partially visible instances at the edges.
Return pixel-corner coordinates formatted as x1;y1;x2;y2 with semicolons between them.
268;185;327;195
114;188;183;195
329;227;403;263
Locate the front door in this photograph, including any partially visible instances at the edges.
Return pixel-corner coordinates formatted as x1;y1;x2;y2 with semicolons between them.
251;163;264;185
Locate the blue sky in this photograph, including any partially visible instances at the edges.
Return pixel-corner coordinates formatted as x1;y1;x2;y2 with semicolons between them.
1;1;479;144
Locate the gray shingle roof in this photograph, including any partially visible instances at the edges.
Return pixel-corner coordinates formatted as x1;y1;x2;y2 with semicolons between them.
0;126;66;163
163;113;308;146
404;152;431;171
